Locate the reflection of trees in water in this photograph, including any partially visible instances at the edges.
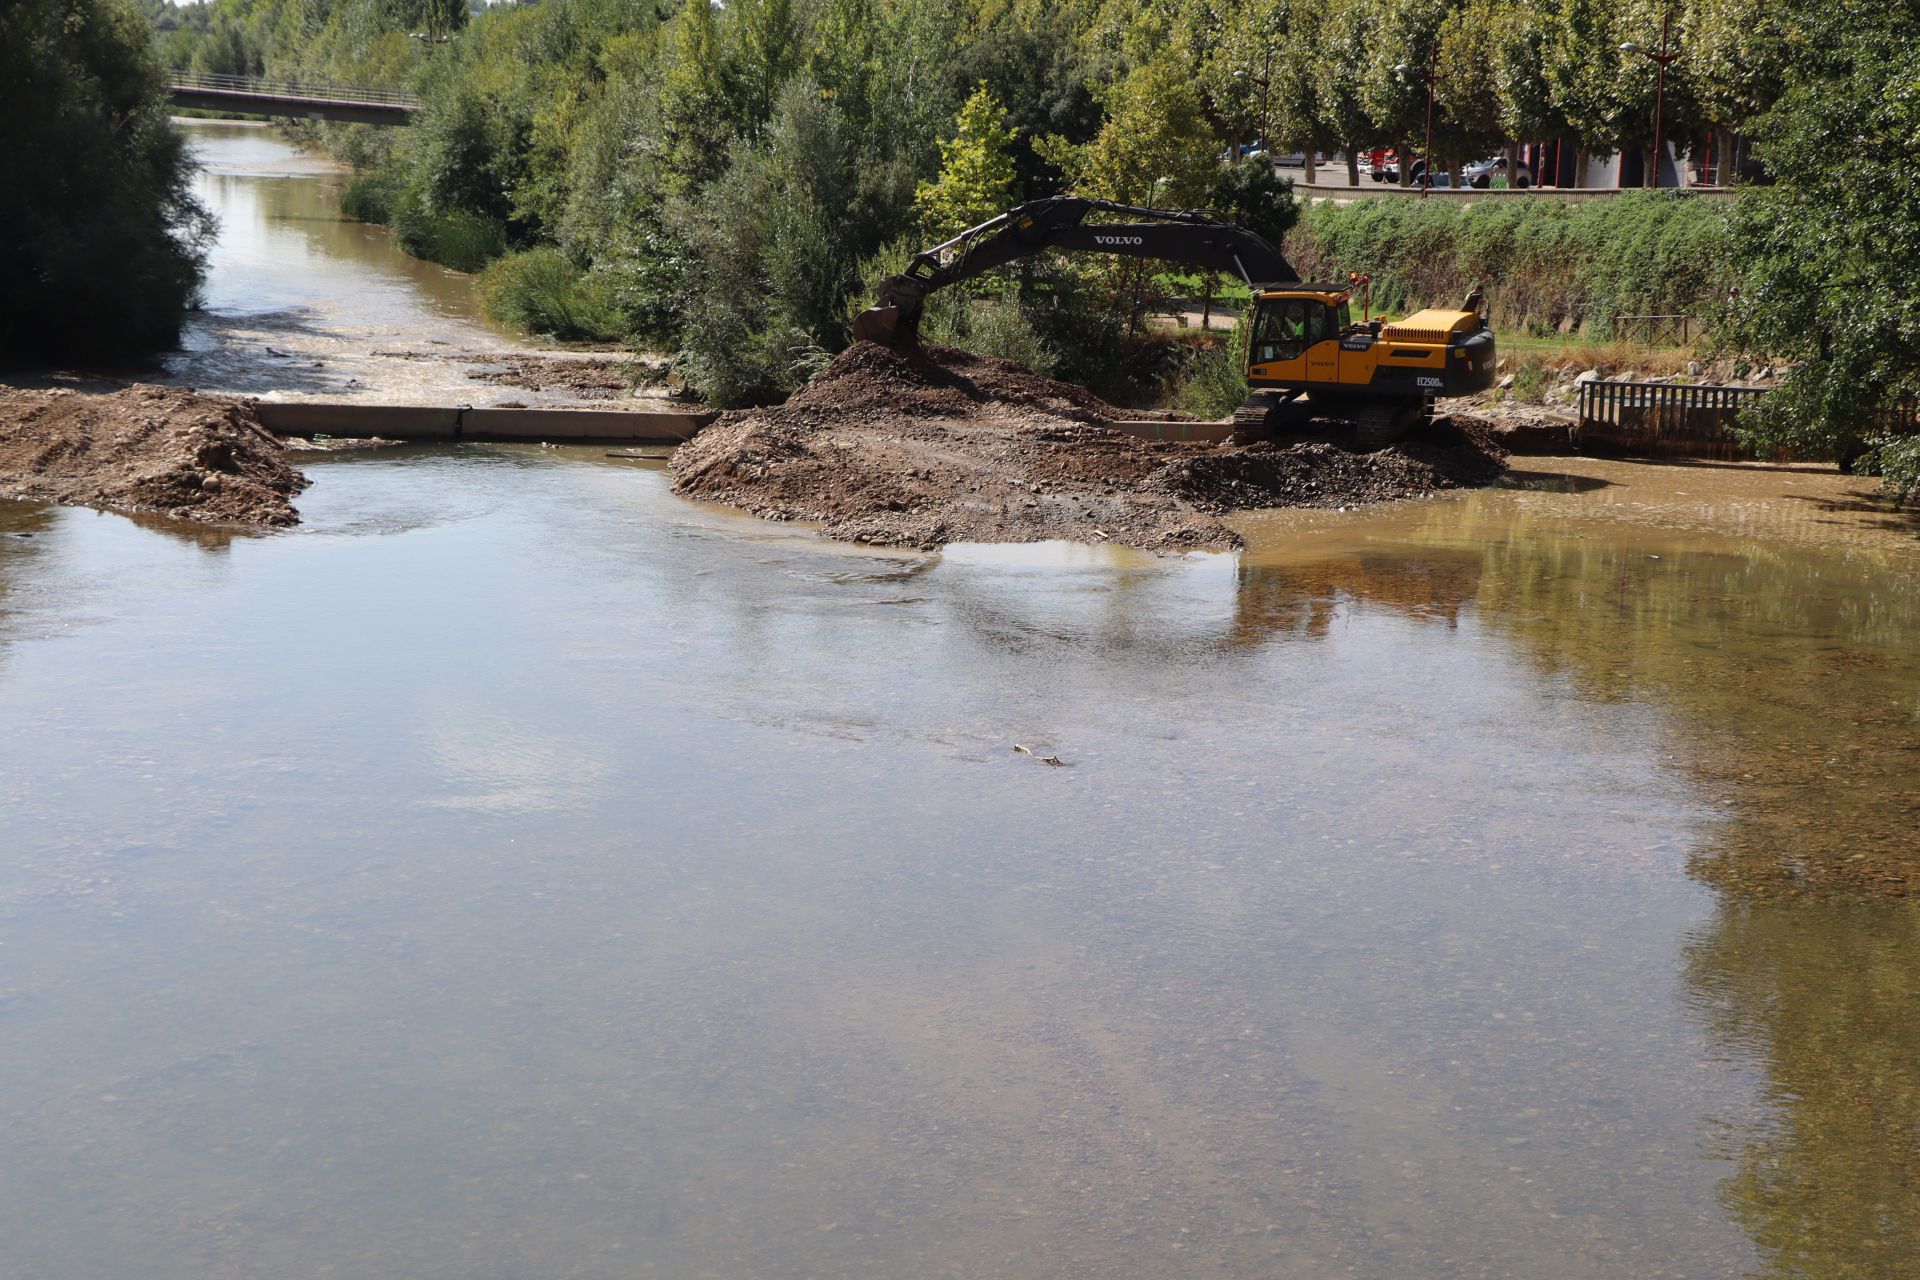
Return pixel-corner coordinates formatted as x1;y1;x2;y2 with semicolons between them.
1240;504;1920;894
1461;519;1920;895
1686;901;1920;1278
1229;551;1483;645
1231;505;1920;1273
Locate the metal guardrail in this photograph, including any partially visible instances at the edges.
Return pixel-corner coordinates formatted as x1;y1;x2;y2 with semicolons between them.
169;71;418;108
1578;379;1919;459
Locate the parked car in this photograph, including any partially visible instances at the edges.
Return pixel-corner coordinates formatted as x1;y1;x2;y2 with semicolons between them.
1462;156;1533;188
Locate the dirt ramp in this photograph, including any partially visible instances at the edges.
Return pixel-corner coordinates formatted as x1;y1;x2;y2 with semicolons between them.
0;384;308;528
671;343;1507;552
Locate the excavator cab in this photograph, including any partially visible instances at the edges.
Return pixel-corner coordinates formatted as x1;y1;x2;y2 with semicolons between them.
1237;286;1495;447
1248;294;1352;367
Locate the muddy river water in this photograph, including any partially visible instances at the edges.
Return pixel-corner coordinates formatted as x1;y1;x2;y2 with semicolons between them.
2;125;1919;1279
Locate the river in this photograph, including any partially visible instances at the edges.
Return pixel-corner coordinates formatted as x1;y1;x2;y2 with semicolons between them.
1;122;1917;1280
160;119;614;406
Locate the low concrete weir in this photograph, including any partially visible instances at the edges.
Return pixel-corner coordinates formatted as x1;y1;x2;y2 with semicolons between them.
253;401;718;445
254;402;1227;447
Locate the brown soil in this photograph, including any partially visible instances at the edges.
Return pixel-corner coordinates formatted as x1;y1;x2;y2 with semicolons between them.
0;384;307;528
671;343;1507;552
467;355;639;399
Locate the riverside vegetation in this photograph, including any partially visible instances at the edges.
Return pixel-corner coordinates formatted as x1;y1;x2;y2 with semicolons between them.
3;0;210;361
9;0;1903;493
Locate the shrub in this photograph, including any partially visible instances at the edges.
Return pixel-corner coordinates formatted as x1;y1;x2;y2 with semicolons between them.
1873;438;1920;504
1506;355;1552;403
674;307;819;408
390;195;507;273
340;171;401;225
1168;325;1250;420
479;248;624;342
922;293;1058;375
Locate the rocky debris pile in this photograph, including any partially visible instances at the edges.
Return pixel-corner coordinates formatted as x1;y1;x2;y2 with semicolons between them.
672;343;1508;552
0;384;307;527
1155;418;1509;511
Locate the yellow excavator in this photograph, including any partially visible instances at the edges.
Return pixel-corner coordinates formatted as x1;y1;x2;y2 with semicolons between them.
854;197;1496;448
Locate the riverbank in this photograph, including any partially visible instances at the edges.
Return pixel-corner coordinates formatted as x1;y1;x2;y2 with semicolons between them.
159;120;686;412
670;343;1508;552
0;384;305;528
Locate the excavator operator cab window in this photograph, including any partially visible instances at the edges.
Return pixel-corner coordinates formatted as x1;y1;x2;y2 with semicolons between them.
1251;298;1325;364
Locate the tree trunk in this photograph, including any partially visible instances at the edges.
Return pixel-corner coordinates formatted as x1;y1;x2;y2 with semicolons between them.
1304;150;1318;185
1400;141;1414;187
1720;128;1738;186
1504;141;1519;188
1573;149;1590;189
1346;149;1361;185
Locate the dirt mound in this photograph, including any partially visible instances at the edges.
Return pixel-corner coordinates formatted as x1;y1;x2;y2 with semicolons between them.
671;343;1507;552
1156;417;1509;512
0;384;307;528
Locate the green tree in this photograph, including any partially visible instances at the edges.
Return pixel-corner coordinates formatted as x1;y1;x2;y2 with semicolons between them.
914;84;1020;236
1;0;209;361
1069;49;1219;206
1726;0;1920;498
1312;0;1387;183
658;0;733;191
1489;0;1574;154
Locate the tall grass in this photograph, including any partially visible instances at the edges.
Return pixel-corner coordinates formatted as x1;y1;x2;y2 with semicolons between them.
478;248;624;342
1287;192;1735;338
921;292;1059;375
1169;324;1250;420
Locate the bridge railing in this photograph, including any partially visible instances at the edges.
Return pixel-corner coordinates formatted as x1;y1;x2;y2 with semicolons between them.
169;71;419;109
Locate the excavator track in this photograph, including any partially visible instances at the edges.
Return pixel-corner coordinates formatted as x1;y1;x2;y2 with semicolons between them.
1351;396;1428;451
1231;394;1277;443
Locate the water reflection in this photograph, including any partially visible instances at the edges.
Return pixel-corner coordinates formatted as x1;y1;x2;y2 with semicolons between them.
1687;901;1920;1278
0;503;55;667
1228;489;1920;1272
1;449;1916;1278
1231;491;1920;894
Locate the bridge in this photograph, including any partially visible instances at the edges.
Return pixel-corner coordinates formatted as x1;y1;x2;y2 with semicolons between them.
168;72;418;126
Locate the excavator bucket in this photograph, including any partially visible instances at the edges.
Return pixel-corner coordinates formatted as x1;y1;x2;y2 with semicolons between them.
852;304;908;347
853;274;929;350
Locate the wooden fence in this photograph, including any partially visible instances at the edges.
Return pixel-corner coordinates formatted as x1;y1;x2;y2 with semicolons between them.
1577;380;1920;460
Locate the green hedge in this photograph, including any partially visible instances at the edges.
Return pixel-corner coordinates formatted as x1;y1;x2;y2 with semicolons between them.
1286;192;1736;338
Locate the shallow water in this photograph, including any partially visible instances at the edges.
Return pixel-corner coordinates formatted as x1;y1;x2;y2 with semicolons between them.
161;121;606;406
7;114;1919;1280
2;452;1917;1279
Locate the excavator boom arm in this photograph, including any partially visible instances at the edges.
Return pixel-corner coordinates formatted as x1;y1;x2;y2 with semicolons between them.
856;197;1297;347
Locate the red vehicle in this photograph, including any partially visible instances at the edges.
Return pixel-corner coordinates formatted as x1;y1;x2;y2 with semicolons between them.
1366;148;1431;184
